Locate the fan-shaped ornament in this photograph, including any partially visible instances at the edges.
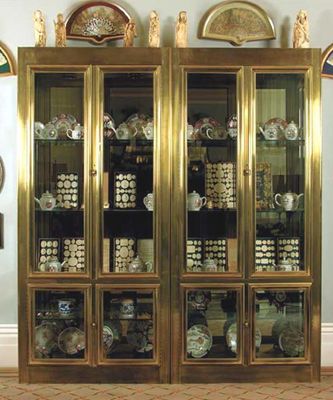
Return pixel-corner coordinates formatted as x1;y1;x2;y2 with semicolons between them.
198;0;276;46
0;42;15;77
66;1;131;44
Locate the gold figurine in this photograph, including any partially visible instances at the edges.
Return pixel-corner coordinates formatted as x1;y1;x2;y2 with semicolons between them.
176;11;188;48
149;10;160;48
54;13;66;47
124;19;137;47
293;10;310;48
34;10;46;47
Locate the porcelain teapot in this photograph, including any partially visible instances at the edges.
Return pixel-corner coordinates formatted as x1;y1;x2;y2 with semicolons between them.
187;191;207;211
259;122;283;140
274;191;304;211
284;121;299;140
67;123;84;140
45;257;67;273
277;257;293;272
35;191;59;210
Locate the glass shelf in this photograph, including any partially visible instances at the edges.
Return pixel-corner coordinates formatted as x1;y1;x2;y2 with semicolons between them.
35;139;84;144
105;139;154;146
187;139;237;147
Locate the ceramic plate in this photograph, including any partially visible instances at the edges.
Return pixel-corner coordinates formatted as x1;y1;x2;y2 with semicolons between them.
103;321;121;354
35;322;58;357
278;326;304;357
52;114;77;138
187;324;212;358
127;320;153;353
194;117;225;140
58;327;85;355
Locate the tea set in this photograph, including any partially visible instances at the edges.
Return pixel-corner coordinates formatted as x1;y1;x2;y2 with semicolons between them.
110;113;154;140
127;255;153;273
35;191;60;210
188;115;237;141
34;114;84;141
274;191;304;211
259;118;300;141
187;191;206;211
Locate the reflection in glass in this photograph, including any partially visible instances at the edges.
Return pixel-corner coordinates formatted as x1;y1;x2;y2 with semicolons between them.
33;290;85;359
34;73;85;273
186;289;239;359
102;290;154;359
186;73;238;273
255;289;305;359
103;73;154;273
255;74;305;272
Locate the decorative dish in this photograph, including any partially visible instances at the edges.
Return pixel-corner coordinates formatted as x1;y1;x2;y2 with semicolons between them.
35;322;58;357
51;114;77;138
187;324;212;358
279;326;304;357
103;320;121;354
58;327;85;355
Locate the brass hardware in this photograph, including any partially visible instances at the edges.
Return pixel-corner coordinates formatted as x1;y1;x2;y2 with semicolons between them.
244;321;249;328
92;322;96;328
243;165;251;176
90;169;97;177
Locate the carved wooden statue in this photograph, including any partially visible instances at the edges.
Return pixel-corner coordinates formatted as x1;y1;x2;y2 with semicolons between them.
34;10;46;47
293;10;310;48
124;19;137;47
149;10;160;48
54;13;66;47
176;11;188;48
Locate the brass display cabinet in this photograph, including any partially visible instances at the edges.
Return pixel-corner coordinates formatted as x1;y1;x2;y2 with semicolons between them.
18;47;321;383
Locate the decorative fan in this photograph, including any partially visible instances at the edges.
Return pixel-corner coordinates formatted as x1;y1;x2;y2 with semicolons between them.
66;1;131;44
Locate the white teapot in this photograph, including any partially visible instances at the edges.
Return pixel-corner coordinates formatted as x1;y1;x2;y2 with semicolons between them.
35;191;59;210
187;191;207;211
284;121;299;140
275;191;304;211
67;123;84;140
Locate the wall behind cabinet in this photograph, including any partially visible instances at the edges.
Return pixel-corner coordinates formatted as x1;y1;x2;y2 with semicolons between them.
0;0;332;325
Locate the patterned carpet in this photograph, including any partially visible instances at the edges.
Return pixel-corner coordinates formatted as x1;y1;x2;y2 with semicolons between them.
1;375;333;399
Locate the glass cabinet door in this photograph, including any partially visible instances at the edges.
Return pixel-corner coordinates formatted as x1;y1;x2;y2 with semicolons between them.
34;72;87;274
31;287;89;362
255;73;306;273
253;287;308;361
102;73;154;274
186;73;238;274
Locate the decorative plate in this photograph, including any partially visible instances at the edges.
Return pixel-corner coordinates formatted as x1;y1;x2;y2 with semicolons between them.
66;1;131;44
35;323;58;357
127;320;153;353
51;114;77;138
126;113;151;138
104;113;116;138
58;327;85;355
103;321;121;354
187;324;212;358
194;117;224;139
279;327;304;357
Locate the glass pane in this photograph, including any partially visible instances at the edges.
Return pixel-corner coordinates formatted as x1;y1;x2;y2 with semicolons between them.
186;289;239;359
186;73;238;273
255;74;305;272
34;73;85;273
33;289;85;360
255;289;305;359
103;73;154;273
102;289;154;359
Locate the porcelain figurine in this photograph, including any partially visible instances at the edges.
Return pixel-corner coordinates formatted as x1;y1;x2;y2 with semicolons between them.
293;10;310;48
149;10;160;48
124;19;137;47
284;121;299;140
54;13;66;47
187;191;207;211
274;191;304;211
35;191;59;210
67;124;84;140
176;11;188;48
34;10;46;47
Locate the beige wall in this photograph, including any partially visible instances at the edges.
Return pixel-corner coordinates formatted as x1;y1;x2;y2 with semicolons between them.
0;0;332;323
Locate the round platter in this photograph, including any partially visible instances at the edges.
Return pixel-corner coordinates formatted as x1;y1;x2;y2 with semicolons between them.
103;321;121;354
35;322;58;357
187;324;212;358
58;327;85;355
279;327;304;357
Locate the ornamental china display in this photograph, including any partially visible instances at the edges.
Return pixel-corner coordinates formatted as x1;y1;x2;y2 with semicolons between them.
274;191;304;211
58;327;85;355
194;117;224;139
143;193;153;211
259;118;287;140
67;123;84;140
43;122;58;139
35;323;58;357
187;324;212;358
119;298;136;319
127;255;144;273
202;258;218;272
44;257;66;272
187;191;207;211
57;298;76;318
284;121;299;140
34;191;58;210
